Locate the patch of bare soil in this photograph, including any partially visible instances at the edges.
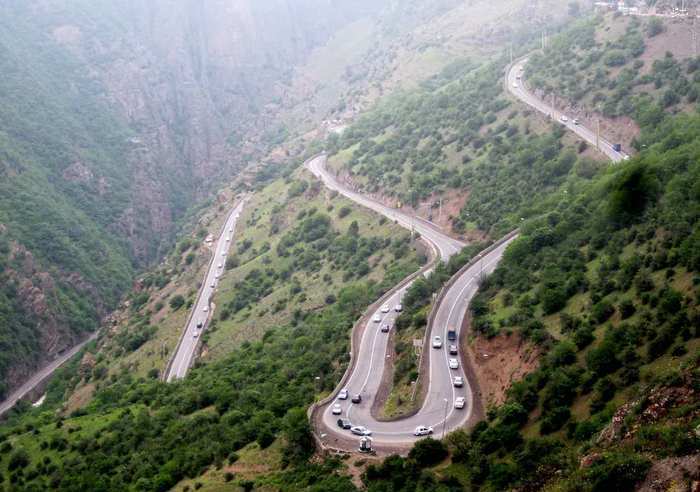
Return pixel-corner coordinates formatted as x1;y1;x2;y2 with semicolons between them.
468;333;540;408
63;382;95;415
636;455;700;492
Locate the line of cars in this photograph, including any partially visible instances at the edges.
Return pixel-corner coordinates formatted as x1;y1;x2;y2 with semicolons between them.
194;226;235;339
433;329;469;410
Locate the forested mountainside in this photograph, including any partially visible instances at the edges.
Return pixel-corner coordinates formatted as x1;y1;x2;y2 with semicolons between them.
0;0;562;402
0;0;400;397
1;3;697;492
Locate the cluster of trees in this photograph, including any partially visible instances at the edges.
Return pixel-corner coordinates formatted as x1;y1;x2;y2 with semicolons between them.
528;14;700;123
457;111;700;490
0;277;412;490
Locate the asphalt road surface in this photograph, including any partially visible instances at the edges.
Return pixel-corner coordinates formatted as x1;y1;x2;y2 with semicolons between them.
166;199;246;382
506;58;628;163
0;332;97;417
307;155;517;447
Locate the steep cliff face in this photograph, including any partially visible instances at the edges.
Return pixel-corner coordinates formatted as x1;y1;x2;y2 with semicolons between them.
0;0;391;396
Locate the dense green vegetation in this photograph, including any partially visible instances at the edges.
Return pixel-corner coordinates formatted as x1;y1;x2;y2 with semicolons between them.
0;266;422;490
328;55;603;237
0;5;137;394
527;14;700;132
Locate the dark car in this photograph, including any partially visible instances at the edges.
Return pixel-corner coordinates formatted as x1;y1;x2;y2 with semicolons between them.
337;418;352;429
351;394;362;404
196;321;203;329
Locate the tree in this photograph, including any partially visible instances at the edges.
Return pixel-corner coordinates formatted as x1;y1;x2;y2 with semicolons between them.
408;437;448;467
282;408;314;465
646;18;664;38
169;295;185;311
8;449;29;471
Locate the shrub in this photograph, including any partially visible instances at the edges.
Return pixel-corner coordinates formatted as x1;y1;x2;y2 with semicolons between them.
169;295;185;311
337;206;352;218
8;449;29;471
408;437;448;467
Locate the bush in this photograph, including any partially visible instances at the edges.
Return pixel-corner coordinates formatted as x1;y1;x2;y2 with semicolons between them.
8;449;29;471
408;438;448;467
337;206;352;218
169;295;185;311
581;452;650;492
646;18;664;38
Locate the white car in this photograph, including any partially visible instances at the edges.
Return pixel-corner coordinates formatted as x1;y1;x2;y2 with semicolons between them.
218;263;223;269
372;314;381;323
512;82;518;88
394;304;403;312
449;358;459;369
221;252;226;257
453;376;464;387
432;336;442;349
381;304;390;313
351;426;372;436
414;426;433;436
203;306;209;313
193;331;199;338
573;118;580;125
210;283;215;288
338;389;349;400
332;404;342;415
454;397;466;409
560;115;568;123
449;345;458;355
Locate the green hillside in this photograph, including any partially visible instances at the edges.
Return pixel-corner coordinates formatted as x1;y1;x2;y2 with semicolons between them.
0;4;135;395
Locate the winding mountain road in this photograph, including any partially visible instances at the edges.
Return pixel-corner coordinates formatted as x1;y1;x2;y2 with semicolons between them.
0;332;97;417
165;199;246;382
307;155;517;450
506;58;628;163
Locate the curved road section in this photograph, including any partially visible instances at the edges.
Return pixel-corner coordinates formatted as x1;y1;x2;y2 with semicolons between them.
307;155;516;449
0;332;97;417
166;199;246;382
506;58;628;163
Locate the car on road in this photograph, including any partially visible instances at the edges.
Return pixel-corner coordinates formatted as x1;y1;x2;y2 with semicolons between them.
449;345;458;355
332;404;342;415
372;314;381;323
573;118;580;125
394;304;403;312
196;321;203;329
453;376;464;387
351;426;372;436
381;304;390;313
218;263;223;268
454;397;466;409
211;283;215;288
512;82;518;88
560;115;568;123
381;323;391;333
337;418;352;429
203;306;209;313
447;328;457;341
449;358;459;369
432;336;442;349
221;252;226;257
338;388;349;400
414;426;433;436
351;394;362;404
